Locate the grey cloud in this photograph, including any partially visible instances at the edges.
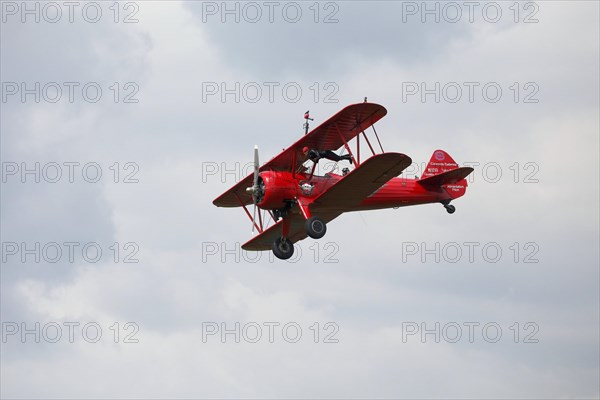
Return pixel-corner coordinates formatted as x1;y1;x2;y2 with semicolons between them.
184;1;473;79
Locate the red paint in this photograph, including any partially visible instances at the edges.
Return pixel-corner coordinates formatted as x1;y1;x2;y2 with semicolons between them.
250;167;468;213
213;103;474;257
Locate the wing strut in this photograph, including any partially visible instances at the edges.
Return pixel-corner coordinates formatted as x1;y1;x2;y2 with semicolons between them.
361;130;376;157
257;208;264;232
335;123;358;165
356;133;360;164
372;124;385;153
235;193;263;233
297;198;312;220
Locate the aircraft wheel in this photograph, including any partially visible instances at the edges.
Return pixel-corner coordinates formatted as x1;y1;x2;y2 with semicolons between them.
445;204;456;214
273;237;294;260
306;216;327;239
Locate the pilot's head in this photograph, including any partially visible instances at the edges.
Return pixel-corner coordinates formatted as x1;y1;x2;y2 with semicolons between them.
302;146;309;155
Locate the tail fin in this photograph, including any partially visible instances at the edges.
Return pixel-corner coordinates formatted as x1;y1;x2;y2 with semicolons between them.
418;150;473;199
421;150;459;179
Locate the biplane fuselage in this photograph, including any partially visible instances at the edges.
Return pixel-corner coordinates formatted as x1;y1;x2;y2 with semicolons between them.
259;170;459;212
213;102;474;259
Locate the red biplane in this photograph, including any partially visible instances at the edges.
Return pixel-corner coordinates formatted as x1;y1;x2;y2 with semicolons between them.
213;102;474;259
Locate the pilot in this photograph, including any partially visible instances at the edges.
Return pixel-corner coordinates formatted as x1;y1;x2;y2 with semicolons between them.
303;147;353;164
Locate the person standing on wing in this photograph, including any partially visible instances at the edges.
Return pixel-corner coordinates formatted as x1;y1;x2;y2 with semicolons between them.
303;146;353;164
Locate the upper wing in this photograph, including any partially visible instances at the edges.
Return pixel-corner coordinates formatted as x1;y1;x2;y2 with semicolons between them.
213;103;387;208
241;211;342;251
265;102;387;172
311;153;412;210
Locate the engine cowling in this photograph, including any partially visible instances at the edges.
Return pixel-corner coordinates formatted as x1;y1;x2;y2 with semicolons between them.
256;171;297;209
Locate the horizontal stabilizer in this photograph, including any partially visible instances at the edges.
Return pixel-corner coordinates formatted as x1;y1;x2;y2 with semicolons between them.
417;167;473;188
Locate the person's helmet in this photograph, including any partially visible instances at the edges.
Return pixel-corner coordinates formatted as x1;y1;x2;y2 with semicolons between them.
302;146;309;154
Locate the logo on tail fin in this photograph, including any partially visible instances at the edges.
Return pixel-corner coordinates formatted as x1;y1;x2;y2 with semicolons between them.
423;149;458;179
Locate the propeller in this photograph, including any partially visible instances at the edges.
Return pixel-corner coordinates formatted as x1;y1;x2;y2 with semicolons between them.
245;145;262;232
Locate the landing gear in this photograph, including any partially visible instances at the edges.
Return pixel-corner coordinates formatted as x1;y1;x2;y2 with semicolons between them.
272;237;294;260
444;204;456;214
273;203;292;222
305;216;327;239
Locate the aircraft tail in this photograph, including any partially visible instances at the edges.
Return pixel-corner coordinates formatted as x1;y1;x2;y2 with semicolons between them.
418;150;473;199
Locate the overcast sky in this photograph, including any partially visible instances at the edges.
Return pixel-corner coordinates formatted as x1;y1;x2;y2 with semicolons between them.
1;1;599;398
